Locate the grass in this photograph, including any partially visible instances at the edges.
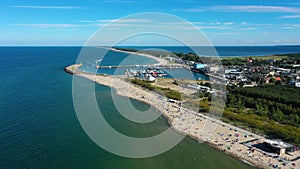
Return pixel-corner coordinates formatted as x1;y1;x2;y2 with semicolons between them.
131;78;181;100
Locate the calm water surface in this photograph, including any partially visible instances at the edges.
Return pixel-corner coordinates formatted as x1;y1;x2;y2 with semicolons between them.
0;47;258;169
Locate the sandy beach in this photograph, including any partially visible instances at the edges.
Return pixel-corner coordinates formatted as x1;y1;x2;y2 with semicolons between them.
66;64;299;169
107;47;169;65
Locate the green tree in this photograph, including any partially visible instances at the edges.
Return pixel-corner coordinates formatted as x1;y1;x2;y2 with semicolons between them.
269;78;276;83
275;80;282;85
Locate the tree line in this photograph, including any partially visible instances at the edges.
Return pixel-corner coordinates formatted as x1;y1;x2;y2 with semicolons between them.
223;85;300;145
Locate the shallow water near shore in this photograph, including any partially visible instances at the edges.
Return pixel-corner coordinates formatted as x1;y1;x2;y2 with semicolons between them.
0;47;255;168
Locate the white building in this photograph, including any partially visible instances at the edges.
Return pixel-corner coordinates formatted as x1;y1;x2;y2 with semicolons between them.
147;75;156;82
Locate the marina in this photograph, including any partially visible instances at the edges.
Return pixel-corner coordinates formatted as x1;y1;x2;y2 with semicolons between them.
95;64;189;69
66;63;300;169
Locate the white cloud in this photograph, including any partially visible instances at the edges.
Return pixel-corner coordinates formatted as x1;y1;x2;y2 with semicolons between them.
244;40;256;44
262;31;278;35
278;15;300;19
240;27;256;31
155;21;233;30
184;8;205;12
77;20;95;23
207;32;240;35
184;5;300;13
277;2;300;6
197;25;230;30
76;19;153;24
241;22;249;25
14;24;82;29
96;21;231;30
211;5;300;13
11;5;81;9
224;22;234;25
97;19;153;23
237;22;273;28
280;24;300;29
273;40;281;43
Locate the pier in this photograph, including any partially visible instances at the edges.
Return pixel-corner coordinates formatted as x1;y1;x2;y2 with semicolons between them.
96;64;190;69
95;64;226;82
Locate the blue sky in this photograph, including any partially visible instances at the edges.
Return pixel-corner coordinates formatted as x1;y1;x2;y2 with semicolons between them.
1;0;300;46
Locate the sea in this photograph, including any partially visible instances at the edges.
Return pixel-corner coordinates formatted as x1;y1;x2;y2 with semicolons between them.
2;46;299;169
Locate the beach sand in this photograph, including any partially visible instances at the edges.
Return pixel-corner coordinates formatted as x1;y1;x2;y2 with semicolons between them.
66;64;299;169
107;47;169;65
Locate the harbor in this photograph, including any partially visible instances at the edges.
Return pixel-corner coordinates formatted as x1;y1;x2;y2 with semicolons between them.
96;64;189;69
66;63;300;169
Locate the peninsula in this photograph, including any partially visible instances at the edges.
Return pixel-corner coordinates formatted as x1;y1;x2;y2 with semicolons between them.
65;48;300;169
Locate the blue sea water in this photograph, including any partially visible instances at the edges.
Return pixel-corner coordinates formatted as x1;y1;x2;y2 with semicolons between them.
0;46;290;168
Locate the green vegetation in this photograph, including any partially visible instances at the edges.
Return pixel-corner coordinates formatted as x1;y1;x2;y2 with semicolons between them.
174;52;221;64
194;84;300;144
220;53;300;66
221;57;249;66
113;47;300;67
113;47;178;58
131;78;181;100
113;47;139;52
220;57;281;66
225;85;300;145
117;47;300;144
174;52;202;62
223;110;300;144
277;53;300;63
115;47;221;64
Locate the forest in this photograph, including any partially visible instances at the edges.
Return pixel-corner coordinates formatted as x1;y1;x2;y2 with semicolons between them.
224;85;300;144
221;53;300;66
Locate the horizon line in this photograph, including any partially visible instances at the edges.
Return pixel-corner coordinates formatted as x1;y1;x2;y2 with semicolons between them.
1;44;300;47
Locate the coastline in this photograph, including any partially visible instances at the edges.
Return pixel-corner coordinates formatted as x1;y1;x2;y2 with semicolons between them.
106;47;169;65
66;64;300;169
66;48;299;169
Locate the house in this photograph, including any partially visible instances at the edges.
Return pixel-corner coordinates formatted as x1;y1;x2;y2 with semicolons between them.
193;63;206;69
225;69;243;75
209;66;221;73
262;139;288;156
266;59;276;64
269;71;275;76
174;59;185;64
147;75;156;82
243;84;255;87
186;84;211;92
275;77;282;81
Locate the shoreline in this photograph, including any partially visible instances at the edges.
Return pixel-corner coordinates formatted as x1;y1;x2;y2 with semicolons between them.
66;64;299;169
103;46;295;59
106;47;169;65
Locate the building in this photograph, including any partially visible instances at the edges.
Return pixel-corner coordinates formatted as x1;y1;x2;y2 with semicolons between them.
225;69;242;75
147;75;156;82
186;84;211;93
274;77;282;81
262;139;291;156
193;63;206;69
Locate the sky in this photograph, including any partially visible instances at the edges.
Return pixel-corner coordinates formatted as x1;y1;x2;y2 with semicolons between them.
1;0;300;46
